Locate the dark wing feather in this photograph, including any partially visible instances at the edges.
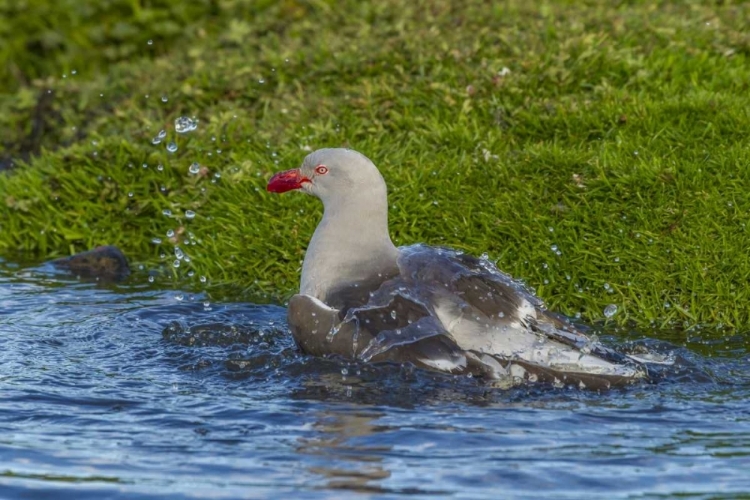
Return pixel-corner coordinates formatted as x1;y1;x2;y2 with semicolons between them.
288;293;469;374
451;273;534;324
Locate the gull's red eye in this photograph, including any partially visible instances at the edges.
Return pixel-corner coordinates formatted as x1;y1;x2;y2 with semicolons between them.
315;165;329;175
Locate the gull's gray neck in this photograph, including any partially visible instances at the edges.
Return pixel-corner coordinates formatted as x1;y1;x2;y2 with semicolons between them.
300;178;399;302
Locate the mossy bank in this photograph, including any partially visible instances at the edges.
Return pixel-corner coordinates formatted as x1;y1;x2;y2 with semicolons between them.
2;0;750;331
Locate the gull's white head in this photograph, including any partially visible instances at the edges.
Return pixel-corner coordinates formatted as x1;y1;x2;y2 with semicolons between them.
267;148;387;208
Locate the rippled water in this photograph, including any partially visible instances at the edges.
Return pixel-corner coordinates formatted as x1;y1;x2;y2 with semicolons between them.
1;260;749;499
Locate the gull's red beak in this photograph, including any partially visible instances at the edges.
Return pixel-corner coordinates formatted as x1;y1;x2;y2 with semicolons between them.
267;168;310;193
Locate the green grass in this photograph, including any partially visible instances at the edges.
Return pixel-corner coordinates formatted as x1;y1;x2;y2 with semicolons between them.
2;0;750;332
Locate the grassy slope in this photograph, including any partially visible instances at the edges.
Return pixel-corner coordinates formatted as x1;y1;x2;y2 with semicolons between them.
1;0;750;331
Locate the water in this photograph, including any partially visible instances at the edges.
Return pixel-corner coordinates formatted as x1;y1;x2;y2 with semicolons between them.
152;130;167;145
175;117;198;134
604;304;618;318
1;260;749;499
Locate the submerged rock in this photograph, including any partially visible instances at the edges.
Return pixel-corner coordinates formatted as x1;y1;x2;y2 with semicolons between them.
51;245;130;282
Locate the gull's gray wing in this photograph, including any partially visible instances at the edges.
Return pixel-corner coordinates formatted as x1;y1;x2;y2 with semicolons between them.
287;293;467;374
287;292;645;389
286;244;649;387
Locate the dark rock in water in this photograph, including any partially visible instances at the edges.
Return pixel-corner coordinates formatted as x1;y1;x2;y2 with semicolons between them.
51;245;130;282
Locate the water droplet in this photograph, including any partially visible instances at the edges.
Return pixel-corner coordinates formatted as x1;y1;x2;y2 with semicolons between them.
548;227;554;232
161;95;168;103
151;237;162;244
390;310;397;320
127;192;134;198
199;275;207;283
664;301;671;309
550;244;558;252
148;275;155;283
162;209;172;217
175;293;184;301
147;39;153;45
173;260;181;268
341;368;348;375
185;210;196;219
175;116;198;133
157;164;164;171
188;162;201;175
603;283;611;291
166;142;178;153
166;229;175;238
71;69;77;75
603;304;618;318
174;247;185;260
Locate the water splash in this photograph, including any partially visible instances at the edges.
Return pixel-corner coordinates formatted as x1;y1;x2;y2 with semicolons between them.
175;116;198;134
604;304;618;318
152;130;167;145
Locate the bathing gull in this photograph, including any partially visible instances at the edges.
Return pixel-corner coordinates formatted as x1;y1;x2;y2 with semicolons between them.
268;148;656;388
